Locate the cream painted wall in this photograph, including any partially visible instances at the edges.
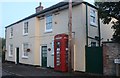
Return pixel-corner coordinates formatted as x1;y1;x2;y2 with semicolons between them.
33;17;41;65
38;3;89;71
6;17;37;65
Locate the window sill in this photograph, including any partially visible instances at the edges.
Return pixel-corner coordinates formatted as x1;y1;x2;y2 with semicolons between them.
44;30;52;33
22;56;28;59
23;33;28;36
9;55;13;58
9;37;13;39
90;23;98;27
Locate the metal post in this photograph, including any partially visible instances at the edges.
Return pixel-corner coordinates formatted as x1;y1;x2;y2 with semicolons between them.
68;0;72;73
116;64;119;76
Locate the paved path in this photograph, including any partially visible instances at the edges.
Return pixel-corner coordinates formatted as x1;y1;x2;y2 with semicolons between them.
2;62;78;76
2;62;103;77
2;70;15;76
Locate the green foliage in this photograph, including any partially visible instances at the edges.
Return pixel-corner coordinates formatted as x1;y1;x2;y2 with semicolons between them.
95;2;120;43
0;38;5;62
2;38;5;49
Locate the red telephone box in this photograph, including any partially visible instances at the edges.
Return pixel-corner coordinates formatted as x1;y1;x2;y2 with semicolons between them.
54;34;68;72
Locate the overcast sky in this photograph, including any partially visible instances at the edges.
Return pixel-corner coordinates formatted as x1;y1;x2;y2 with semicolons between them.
0;0;94;38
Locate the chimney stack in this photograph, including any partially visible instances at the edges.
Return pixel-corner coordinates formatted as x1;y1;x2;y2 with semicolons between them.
36;2;44;13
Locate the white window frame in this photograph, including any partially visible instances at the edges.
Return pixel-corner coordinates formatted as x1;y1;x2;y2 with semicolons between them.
90;8;97;26
23;21;28;35
22;43;29;58
9;27;13;38
91;42;97;47
45;15;53;32
9;44;13;57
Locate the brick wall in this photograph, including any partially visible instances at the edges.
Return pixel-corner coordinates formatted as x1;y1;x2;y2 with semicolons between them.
102;42;120;76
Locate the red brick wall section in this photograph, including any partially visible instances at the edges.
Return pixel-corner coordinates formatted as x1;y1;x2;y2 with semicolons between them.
102;42;120;76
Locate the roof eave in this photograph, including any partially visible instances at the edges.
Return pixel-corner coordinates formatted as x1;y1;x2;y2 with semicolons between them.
5;1;97;28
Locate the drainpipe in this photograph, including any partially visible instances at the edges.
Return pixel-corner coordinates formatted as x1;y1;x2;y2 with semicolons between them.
86;3;88;47
98;11;101;46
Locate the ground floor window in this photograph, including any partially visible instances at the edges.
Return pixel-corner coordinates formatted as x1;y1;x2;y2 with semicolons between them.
22;43;29;58
91;42;96;47
9;44;13;57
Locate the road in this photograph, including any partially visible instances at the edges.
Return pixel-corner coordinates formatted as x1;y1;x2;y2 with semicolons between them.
1;58;16;77
2;62;91;77
1;60;101;77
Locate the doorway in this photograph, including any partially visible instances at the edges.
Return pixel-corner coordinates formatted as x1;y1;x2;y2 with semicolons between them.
41;46;47;67
16;47;19;64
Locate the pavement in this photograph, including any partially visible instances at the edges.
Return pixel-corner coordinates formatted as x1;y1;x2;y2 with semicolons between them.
2;62;90;77
2;62;104;78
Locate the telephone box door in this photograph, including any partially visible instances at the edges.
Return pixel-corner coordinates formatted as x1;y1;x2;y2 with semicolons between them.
54;34;68;72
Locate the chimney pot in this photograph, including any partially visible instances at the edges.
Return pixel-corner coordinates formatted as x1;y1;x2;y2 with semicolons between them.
40;2;41;6
36;2;44;13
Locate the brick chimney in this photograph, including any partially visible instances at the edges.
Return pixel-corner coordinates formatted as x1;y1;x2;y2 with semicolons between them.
36;2;44;13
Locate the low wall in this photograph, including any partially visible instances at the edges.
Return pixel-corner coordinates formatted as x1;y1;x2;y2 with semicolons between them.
102;42;120;76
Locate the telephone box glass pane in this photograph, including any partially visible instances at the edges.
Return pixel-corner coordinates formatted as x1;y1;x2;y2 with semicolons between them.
56;41;60;66
42;46;47;58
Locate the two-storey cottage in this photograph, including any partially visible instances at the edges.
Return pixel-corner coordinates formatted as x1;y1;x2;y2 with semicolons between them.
5;1;100;72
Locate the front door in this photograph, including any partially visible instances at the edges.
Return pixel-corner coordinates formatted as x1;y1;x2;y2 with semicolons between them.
41;46;47;67
16;47;19;64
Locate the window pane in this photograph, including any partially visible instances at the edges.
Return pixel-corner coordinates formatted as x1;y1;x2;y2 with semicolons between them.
46;23;51;30
93;10;95;16
10;27;13;37
46;17;49;23
46;15;52;31
93;17;95;23
90;16;96;23
10;44;13;56
90;9;95;16
91;42;96;47
24;22;28;34
47;16;52;21
26;25;28;33
23;43;29;57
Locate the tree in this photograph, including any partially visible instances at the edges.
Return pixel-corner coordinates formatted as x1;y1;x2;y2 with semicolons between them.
2;38;5;49
95;2;120;43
